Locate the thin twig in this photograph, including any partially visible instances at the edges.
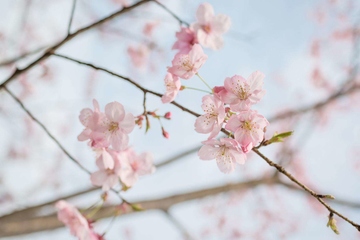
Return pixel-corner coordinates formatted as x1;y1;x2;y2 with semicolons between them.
3;86;91;174
51;53;200;117
163;210;195;240
0;45;47;67
67;0;77;35
152;0;189;26
252;148;360;232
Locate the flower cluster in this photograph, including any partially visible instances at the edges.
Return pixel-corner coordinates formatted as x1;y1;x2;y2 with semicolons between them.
196;71;269;173
78;99;155;191
56;200;103;240
162;3;231;103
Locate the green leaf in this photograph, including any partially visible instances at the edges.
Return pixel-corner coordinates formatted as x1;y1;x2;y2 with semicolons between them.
265;131;294;145
130;204;143;212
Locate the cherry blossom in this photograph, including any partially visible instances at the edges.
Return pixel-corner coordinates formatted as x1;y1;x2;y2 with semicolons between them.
225;110;269;153
198;138;246;173
220;71;266;111
55;200;102;240
101;101;135;151
121;149;155;187
95;148;115;171
90;151;125;191
77;99;108;148
172;27;198;54
167;44;208;79
195;95;226;139
191;3;231;50
161;73;181;103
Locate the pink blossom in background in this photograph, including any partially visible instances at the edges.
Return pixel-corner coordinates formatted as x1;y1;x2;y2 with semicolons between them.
121;149;155;187
225;110;269;153
198;138;246;173
112;0;129;7
195;94;225;139
191;3;231;50
143;22;159;37
55;200;102;240
101;101;135;151
127;44;150;69
161;73;181;103
172;27;198;54
220;71;266;111
91;151;125;191
168;44;207;79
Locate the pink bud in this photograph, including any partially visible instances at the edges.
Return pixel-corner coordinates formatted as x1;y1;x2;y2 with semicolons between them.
162;127;170;139
164;112;172;119
225;107;231;113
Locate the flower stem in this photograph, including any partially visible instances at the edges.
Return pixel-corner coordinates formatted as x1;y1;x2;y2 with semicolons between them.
196;73;213;92
182;85;212;94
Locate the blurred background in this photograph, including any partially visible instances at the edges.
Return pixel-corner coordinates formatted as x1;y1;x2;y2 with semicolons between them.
0;0;360;239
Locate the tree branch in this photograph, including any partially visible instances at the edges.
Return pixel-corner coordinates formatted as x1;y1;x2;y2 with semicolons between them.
0;0;152;89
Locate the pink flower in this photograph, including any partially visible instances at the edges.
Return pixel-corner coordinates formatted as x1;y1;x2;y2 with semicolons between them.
101;101;135;151
195;95;225;139
121;149;155;187
172;27;198;54
95;148;114;170
220;71;266;111
161;73;181;103
78;99;108;148
127;44;150;69
225;110;269;152
56;200;102;240
167;44;208;79
191;3;231;50
198;138;246;173
91;151;125;191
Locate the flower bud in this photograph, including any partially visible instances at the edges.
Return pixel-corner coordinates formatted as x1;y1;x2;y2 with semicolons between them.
164;112;172;119
162;127;170;139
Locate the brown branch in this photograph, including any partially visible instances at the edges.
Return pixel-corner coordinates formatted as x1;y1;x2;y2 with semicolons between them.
278;181;360;209
252;148;360;232
0;177;275;237
3;86;91;174
0;0;152;89
51;53;200;117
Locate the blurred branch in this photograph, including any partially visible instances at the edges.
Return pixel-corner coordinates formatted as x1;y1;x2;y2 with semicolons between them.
0;177;276;237
0;0;152;89
268;83;360;122
0;45;47;67
163;210;195;240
